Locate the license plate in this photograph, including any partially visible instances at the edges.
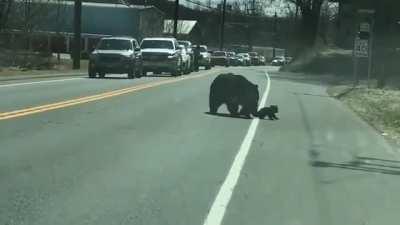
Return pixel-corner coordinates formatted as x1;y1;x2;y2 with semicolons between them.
150;56;159;60
104;63;117;68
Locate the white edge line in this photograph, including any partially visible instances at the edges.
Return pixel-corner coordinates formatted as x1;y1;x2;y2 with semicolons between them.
0;77;84;88
203;71;271;225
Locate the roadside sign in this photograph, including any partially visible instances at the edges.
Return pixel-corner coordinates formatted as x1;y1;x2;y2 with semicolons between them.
354;38;369;58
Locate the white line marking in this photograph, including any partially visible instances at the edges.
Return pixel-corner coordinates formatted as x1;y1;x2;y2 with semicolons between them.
0;77;84;88
203;71;271;225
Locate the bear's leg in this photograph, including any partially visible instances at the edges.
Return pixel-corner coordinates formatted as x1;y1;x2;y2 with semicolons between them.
209;99;222;114
227;103;239;115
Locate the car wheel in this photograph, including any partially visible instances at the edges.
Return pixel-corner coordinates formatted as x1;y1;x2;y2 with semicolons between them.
99;72;105;78
205;64;211;70
135;65;143;78
88;67;97;78
142;70;147;77
185;63;191;75
128;66;135;79
173;58;182;76
172;68;179;77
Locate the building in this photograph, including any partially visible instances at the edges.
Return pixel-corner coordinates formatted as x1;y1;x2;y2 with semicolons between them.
6;1;165;53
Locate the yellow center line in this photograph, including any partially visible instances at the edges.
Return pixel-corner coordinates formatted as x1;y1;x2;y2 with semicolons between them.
0;70;219;121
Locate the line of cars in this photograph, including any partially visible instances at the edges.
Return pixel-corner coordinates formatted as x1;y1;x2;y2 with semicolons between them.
87;36;268;79
209;51;266;67
88;36;213;79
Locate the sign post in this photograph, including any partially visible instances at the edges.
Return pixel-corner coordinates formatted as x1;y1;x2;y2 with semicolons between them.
353;9;375;87
367;19;374;88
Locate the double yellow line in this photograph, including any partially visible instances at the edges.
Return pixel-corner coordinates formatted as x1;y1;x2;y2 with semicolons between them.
0;71;216;121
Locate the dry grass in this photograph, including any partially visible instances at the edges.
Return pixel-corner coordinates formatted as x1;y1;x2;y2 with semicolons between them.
338;88;400;144
281;46;353;76
0;59;88;77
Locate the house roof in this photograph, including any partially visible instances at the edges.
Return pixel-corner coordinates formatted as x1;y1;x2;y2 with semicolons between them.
163;20;197;35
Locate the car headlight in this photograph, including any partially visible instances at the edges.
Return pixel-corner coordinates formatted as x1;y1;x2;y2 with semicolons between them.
167;54;177;59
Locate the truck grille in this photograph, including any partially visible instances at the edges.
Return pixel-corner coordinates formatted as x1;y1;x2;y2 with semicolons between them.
142;53;168;61
99;55;122;63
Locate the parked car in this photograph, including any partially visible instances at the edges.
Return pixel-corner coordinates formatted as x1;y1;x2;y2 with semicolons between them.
140;37;183;76
178;40;193;71
178;44;191;74
237;53;251;66
235;54;246;66
259;56;266;65
271;56;287;66
248;52;260;65
211;51;230;67
198;45;212;70
227;52;239;66
88;36;143;79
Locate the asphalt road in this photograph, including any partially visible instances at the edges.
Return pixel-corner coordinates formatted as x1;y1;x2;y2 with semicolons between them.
1;66;400;225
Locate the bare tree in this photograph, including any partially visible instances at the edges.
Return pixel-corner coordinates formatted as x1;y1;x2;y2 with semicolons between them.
0;0;13;30
206;0;211;8
280;0;325;47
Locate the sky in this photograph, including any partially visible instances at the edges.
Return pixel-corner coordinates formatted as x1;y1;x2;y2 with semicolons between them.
181;0;293;17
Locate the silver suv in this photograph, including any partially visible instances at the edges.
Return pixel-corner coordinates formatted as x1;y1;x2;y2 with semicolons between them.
140;38;183;76
88;37;143;79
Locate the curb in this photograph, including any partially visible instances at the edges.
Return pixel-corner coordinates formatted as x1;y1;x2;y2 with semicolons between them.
326;85;356;99
335;87;355;99
0;72;87;82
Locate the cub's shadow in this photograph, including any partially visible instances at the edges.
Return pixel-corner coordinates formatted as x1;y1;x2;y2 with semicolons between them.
204;112;251;120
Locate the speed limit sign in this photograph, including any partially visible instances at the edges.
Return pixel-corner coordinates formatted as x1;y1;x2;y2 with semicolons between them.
354;38;369;58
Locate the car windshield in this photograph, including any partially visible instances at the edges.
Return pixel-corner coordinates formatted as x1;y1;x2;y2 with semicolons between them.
141;40;174;49
213;51;226;56
178;41;190;48
97;39;132;50
199;46;207;52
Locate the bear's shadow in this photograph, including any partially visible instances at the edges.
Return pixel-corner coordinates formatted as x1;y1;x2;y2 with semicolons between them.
204;112;276;120
204;112;255;120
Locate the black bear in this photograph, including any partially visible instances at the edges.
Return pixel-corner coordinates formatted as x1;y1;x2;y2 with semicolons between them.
209;73;259;118
257;105;279;120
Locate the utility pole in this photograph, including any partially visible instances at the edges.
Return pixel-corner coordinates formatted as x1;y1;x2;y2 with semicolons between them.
173;0;179;38
219;0;227;50
73;0;82;69
273;11;277;58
